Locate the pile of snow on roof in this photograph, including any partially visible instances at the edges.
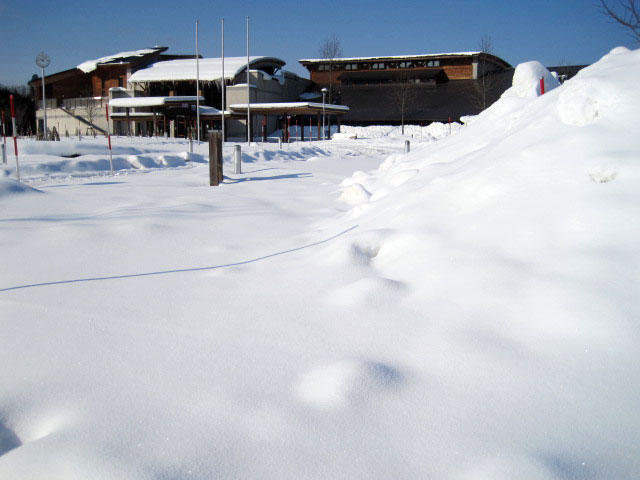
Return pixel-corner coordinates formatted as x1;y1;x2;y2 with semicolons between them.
77;48;162;73
129;56;281;82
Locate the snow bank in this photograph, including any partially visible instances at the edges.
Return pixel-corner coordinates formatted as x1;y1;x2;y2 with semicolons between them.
331;47;640;477
0;175;42;197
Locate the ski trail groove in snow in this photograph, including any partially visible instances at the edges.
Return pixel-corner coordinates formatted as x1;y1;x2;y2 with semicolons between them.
0;226;358;293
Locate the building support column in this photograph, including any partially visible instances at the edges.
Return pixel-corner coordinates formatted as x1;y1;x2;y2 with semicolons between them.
317;113;321;141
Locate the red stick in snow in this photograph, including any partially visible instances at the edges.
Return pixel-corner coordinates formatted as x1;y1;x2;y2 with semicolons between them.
9;95;20;181
540;77;545;95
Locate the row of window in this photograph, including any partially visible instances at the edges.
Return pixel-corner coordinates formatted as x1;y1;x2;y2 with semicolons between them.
316;59;441;72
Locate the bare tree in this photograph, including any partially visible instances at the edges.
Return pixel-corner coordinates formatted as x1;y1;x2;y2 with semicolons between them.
391;73;418;135
600;0;640;40
84;98;98;137
475;35;501;111
318;35;343;104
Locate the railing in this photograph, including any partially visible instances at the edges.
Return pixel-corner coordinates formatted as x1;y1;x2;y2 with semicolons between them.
62;97;106;110
38;97;107;110
37;98;58;110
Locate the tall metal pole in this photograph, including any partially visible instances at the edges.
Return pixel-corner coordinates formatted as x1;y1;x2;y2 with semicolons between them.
221;18;226;144
322;89;326;141
10;95;20;181
246;16;251;145
41;67;47;138
196;20;201;144
105;103;114;174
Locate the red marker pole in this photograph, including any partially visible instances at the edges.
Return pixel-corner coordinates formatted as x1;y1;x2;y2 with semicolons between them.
105;103;114;174
540;77;545;95
10;95;20;181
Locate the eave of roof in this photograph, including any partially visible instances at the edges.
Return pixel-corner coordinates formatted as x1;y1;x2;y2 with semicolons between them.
109;96;204;107
229;102;349;114
299;52;482;63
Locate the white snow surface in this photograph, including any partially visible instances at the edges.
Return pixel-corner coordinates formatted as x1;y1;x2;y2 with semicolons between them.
1;47;640;479
129;56;282;83
77;48;162;73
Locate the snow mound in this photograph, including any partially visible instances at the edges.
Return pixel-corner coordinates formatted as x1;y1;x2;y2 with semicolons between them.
0;176;42;197
339;183;371;205
506;61;561;99
295;359;402;409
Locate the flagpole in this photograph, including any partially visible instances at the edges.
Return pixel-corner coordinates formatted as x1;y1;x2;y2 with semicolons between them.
221;18;225;144
246;16;251;145
196;20;201;144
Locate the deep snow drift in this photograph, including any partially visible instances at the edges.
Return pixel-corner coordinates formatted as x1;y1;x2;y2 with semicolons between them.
1;47;639;479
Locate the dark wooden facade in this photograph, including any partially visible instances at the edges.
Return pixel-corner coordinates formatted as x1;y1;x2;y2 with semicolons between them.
300;53;511;86
299;52;513;124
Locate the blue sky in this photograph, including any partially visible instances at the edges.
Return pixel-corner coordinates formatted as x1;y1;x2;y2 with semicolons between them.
0;0;634;86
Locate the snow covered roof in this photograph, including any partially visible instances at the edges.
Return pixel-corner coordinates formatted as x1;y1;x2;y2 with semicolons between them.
109;96;203;108
229;102;349;114
77;48;166;73
191;105;223;116
299;52;482;63
129;56;285;83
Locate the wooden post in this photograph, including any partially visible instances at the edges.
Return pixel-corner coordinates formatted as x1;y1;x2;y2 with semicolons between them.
337;117;341;133
153;108;158;137
300;117;304;142
317;113;321;140
209;130;223;186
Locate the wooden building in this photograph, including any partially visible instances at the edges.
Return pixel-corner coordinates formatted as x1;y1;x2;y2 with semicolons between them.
299;52;513;124
29;48;312;140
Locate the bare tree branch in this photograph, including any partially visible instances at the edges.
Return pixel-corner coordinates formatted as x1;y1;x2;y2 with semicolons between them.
391;73;418;135
475;35;500;111
318;35;343;104
600;0;640;41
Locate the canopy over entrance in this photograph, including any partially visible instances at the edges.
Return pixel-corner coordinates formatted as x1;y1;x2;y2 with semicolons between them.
228;102;349;115
109;96;203;108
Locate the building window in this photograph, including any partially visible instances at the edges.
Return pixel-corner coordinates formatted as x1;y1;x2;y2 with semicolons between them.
371;62;386;70
344;63;358;70
118;77;123;88
426;60;441;67
399;61;413;68
318;64;329;71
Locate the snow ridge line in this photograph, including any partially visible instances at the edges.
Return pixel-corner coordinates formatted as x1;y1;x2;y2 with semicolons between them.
0;225;358;293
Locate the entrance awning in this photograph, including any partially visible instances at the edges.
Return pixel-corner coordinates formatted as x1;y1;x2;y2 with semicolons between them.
229;102;349;115
109;96;204;108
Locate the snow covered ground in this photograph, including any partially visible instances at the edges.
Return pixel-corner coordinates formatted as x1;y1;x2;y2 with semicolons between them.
1;47;639;479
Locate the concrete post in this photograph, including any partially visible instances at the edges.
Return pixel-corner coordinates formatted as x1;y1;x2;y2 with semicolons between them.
404;140;410;153
234;144;242;174
209;130;223;186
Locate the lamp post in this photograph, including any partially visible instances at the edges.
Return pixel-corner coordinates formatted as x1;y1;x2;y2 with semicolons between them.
35;52;50;139
321;87;327;141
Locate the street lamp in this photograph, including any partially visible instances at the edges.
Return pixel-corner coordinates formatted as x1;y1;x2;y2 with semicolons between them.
321;87;327;141
35;52;50;139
